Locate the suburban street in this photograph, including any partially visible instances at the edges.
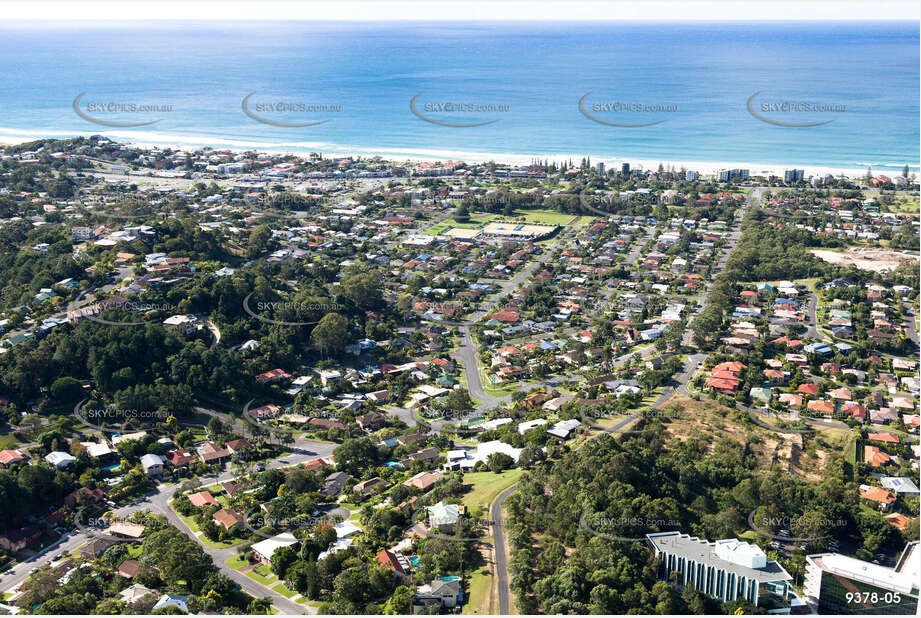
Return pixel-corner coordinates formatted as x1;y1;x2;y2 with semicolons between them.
1;432;338;614
486;186;756;613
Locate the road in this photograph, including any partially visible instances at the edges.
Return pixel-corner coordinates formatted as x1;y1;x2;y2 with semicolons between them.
1;264;134;345
490;188;756;614
805;293;821;339
449;223;586;415
1;432;337;614
492;485;517;616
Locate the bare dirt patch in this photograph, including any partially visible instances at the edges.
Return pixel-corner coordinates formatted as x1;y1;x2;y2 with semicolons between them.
811;248;919;273
662;394;842;479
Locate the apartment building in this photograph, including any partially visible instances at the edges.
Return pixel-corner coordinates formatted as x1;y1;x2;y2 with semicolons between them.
804;542;919;615
647;532;794;613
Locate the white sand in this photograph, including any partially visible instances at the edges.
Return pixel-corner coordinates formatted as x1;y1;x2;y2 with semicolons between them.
0;132;901;179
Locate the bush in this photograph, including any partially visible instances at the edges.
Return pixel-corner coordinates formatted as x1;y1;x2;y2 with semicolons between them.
487;452;515;473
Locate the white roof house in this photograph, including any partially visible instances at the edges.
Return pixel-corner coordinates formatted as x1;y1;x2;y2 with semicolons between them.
140;453;165;472
45;451;77;469
547;419;581;439
81;441;114;459
714;539;767;569
444;440;522;470
112;431;148;445
483;417;512;430
119;583;156;604
333;521;362;539
251;532;298;563
517;419;548;434
152;594;188;614
318;537;353;560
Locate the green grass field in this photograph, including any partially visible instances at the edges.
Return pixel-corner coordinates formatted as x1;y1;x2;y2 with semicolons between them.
463;565;495;615
427;208;584;235
883;196;920;214
226;554;248;569
272;582;299;598
460;469;524;511
0;432;21;449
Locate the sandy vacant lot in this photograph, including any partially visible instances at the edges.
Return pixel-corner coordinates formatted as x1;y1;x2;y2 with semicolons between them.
811;248;920;272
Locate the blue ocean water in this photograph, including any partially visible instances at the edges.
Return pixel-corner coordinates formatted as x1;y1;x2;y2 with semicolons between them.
0;21;917;172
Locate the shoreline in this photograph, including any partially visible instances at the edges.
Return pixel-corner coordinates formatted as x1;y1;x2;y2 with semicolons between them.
0;131;916;180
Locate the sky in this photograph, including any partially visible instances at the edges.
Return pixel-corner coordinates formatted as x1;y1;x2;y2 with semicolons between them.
2;1;919;22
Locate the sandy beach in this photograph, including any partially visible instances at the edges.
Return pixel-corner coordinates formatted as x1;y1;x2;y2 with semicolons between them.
0;131;906;180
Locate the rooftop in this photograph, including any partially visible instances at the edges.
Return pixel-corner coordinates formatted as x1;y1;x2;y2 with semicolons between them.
647;532;792;583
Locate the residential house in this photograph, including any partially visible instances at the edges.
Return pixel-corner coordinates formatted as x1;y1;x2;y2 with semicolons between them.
321;471;350;497
427;501;462;532
251;532;298;566
188;490;219;508
859;485;897;512
140;453;165;476
414;579;463;611
353;477;390;496
213;508;245;532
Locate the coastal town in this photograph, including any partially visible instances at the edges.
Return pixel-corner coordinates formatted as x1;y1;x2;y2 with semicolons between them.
0;136;918;615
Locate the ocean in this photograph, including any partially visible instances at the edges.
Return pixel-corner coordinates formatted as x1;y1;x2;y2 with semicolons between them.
0;21;918;173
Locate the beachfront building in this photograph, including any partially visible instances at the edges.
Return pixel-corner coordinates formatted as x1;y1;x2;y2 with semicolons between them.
803;542;919;615
647;532;794;613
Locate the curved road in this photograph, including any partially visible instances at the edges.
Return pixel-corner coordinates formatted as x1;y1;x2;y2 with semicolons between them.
489;188;756;614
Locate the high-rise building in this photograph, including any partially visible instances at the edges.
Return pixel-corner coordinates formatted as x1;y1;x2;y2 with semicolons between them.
596;162;605;175
718;168;750;182
685;170;698;181
621;162;630;176
647;532;794;611
804;542;919;615
784;169;805;183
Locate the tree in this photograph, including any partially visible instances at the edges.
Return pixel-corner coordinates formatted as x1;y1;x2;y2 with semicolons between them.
341;271;383;310
270;544;298;579
246;225;272;258
141;527;215;593
50;376;82;402
333;438;379;476
310;313;348;354
383;585;413;614
444;388;474;415
487;452;515;473
246;597;273;614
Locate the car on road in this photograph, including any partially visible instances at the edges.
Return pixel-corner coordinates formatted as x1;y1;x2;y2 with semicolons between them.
28;568;38;574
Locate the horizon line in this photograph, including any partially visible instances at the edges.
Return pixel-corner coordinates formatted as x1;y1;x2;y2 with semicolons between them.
2;1;919;22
